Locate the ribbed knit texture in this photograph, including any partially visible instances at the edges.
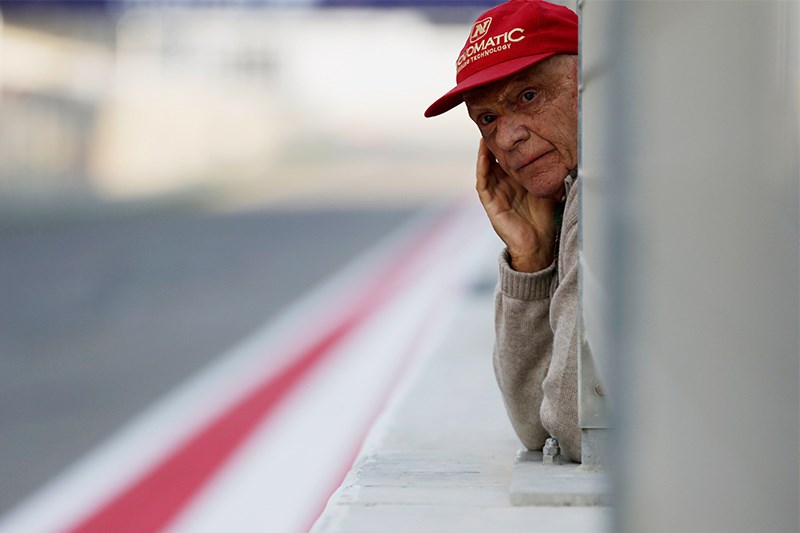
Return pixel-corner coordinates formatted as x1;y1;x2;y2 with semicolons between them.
498;250;558;300
492;172;581;462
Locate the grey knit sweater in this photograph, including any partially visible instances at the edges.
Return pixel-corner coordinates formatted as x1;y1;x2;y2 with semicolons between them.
492;172;580;462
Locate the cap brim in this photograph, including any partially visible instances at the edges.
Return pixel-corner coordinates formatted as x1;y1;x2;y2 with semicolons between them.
424;51;558;118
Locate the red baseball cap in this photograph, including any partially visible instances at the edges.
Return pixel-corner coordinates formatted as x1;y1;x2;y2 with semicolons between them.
424;0;578;118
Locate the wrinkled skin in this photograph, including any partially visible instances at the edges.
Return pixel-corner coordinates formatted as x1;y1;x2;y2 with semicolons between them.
465;55;578;273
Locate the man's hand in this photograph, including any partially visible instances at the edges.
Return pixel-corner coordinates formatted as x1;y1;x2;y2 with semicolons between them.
476;139;557;273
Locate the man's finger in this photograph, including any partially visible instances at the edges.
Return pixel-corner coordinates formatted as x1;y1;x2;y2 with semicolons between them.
476;141;502;214
476;139;492;193
476;139;491;175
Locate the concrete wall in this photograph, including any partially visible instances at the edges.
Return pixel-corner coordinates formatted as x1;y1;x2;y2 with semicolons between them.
582;1;799;531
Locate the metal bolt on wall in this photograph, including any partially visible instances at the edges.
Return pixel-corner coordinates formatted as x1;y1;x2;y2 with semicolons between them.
542;437;562;465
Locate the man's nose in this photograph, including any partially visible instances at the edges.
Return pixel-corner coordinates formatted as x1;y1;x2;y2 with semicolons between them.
494;115;529;151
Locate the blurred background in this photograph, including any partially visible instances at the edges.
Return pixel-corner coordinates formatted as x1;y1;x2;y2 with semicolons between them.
0;0;489;212
0;0;496;519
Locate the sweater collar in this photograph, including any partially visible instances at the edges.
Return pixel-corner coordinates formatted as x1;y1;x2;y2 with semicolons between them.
562;168;578;202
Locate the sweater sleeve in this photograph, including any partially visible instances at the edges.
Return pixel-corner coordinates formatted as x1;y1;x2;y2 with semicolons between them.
492;249;558;452
539;202;581;462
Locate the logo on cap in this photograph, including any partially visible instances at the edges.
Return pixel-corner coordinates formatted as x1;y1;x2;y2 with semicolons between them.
469;17;492;43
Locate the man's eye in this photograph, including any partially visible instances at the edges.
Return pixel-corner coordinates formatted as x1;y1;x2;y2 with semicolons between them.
521;91;537;102
479;114;496;126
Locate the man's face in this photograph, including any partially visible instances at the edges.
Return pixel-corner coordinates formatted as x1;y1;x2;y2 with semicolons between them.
464;55;578;200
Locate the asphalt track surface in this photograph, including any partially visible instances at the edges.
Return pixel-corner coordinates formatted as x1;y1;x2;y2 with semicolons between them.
0;206;418;516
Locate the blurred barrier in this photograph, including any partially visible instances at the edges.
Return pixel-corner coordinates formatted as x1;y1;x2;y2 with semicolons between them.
0;5;477;212
0;16;108;205
0;85;97;201
582;1;799;531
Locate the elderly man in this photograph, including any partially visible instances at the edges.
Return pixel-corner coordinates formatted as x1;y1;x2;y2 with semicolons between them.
425;0;581;462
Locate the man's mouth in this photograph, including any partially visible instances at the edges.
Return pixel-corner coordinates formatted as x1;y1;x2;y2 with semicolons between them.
514;149;554;172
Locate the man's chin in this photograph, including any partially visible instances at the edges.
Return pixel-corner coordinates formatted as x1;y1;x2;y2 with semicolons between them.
521;173;566;200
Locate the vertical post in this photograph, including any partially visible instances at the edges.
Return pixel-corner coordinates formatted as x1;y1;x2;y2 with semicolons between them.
577;0;613;468
584;1;799;531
